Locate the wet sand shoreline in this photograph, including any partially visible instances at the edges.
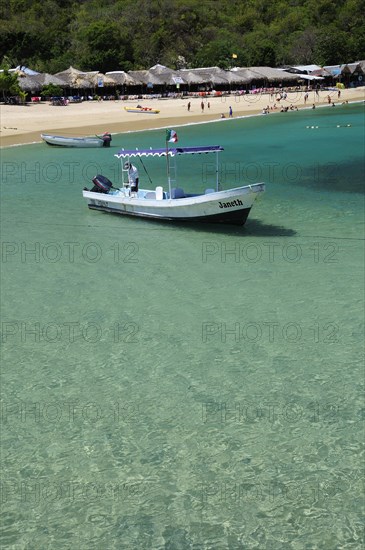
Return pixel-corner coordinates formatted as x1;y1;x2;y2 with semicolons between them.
1;88;364;148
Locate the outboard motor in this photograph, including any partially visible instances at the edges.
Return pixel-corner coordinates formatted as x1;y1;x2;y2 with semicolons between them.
90;174;113;193
102;132;112;147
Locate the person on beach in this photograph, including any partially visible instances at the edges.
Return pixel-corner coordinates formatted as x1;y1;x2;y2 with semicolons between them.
304;92;309;104
201;100;204;112
207;102;210;109
124;162;139;192
229;106;233;117
187;101;191;111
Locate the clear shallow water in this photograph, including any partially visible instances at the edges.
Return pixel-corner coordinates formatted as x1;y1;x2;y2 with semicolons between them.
1;104;364;549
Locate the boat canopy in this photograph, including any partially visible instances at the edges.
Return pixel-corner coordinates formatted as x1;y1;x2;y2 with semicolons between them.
115;145;224;159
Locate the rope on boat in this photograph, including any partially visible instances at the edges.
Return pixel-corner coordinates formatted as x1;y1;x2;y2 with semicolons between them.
137;156;153;185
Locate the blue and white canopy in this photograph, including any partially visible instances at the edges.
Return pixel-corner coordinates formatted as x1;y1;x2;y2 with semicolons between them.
115;145;224;159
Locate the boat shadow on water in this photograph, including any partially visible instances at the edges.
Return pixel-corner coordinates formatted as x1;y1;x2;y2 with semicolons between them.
239;218;296;237
103;211;297;237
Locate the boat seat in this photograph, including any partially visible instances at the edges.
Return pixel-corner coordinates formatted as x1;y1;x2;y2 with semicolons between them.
145;192;156;199
205;188;215;194
171;187;185;199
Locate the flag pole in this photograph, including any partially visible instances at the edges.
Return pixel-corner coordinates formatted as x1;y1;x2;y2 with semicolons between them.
166;131;171;199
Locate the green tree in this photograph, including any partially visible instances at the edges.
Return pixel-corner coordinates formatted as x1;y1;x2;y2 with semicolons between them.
0;0;363;71
0;64;21;99
41;83;63;97
18;89;27;103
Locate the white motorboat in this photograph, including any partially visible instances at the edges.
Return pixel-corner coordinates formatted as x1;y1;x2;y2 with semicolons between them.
82;145;265;225
41;133;111;147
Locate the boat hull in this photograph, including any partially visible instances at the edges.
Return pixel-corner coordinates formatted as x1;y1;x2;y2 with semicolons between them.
82;184;264;225
41;134;104;148
124;107;160;114
88;203;252;224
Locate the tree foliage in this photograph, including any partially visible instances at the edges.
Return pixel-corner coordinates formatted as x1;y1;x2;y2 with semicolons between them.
0;59;21;98
41;83;63;97
0;0;364;72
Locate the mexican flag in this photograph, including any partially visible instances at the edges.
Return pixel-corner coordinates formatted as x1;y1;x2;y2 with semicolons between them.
166;129;178;143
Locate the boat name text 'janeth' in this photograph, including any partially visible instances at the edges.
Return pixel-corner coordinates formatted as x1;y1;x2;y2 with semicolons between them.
218;199;243;209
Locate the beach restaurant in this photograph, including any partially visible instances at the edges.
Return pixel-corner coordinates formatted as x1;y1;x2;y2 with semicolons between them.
6;60;365;101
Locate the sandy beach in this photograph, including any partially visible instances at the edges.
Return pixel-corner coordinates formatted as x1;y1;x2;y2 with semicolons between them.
1;87;364;147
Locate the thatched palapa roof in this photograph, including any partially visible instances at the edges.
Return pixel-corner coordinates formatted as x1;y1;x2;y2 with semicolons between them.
182;67;230;85
18;73;66;92
231;67;295;82
176;70;207;85
341;62;364;75
128;64;186;86
148;64;186;85
53;66;100;88
179;67;252;85
13;61;363;96
105;71;138;86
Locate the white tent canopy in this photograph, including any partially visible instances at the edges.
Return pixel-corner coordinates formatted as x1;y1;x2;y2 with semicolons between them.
296;74;324;81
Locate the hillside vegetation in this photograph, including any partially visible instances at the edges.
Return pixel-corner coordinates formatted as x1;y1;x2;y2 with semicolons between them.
1;0;364;73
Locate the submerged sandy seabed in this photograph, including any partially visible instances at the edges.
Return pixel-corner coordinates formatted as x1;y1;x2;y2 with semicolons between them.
0;87;364;147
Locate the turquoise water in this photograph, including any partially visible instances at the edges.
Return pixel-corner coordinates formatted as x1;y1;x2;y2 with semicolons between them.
1;104;364;549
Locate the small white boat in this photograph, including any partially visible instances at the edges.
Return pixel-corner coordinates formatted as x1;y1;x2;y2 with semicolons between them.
41;133;111;148
124;106;160;114
82;145;265;225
